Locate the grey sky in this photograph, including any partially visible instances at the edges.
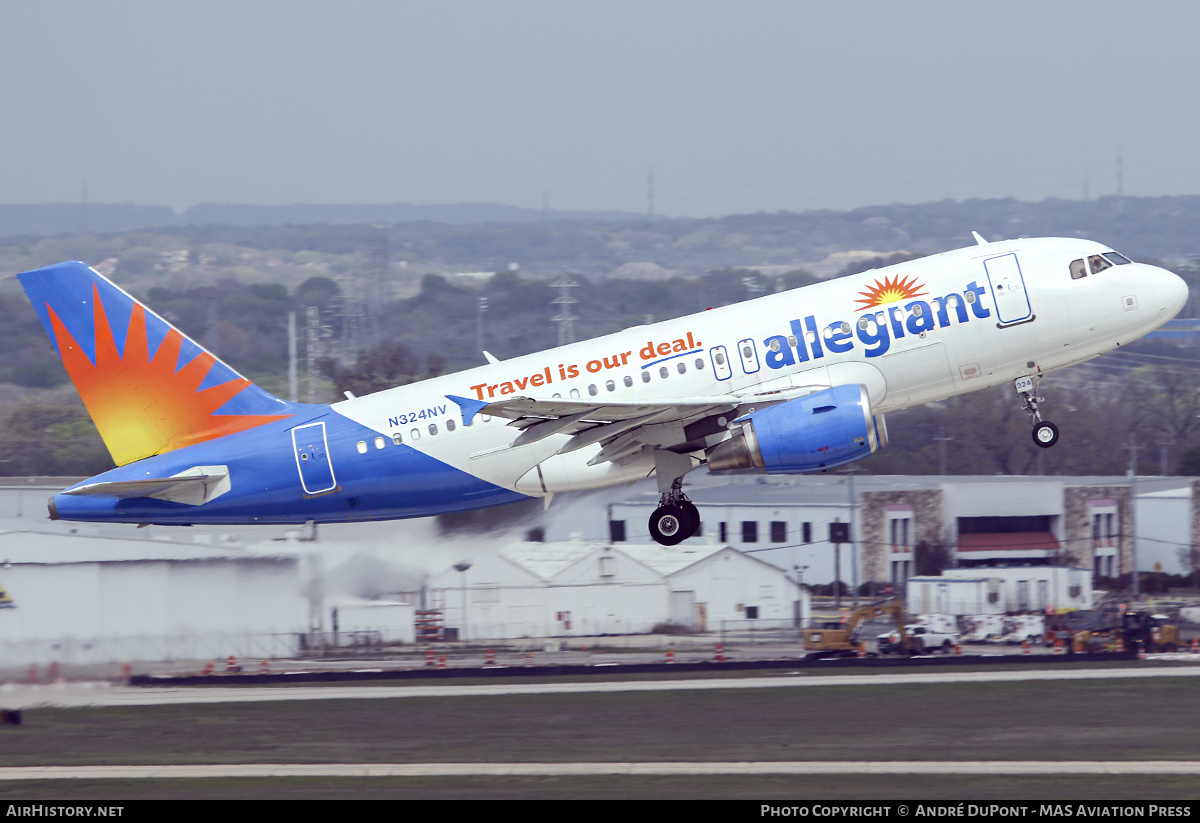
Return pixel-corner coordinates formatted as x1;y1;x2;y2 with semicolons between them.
2;1;1197;217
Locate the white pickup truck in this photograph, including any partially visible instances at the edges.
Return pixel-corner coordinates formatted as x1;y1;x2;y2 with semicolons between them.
876;624;959;655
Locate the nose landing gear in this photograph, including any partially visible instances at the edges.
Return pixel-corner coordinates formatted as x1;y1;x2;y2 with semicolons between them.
1017;375;1059;449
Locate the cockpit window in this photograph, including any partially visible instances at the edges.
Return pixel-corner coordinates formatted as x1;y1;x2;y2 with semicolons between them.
1088;255;1112;275
1069;259;1087;280
1102;252;1132;266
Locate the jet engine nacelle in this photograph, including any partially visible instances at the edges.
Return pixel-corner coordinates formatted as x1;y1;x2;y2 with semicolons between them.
706;383;887;473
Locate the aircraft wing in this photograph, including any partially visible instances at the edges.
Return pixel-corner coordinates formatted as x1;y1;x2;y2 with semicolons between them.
447;384;826;465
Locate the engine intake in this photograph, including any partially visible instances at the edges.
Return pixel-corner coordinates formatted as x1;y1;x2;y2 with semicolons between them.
706;383;887;473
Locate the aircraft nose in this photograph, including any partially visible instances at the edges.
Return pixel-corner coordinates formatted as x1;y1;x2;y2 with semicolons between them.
1156;266;1189;319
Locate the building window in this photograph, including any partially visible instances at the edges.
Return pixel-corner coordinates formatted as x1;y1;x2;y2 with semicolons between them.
719;522;728;543
889;516;912;551
742;521;758;543
609;520;626;542
802;522;812;543
771;521;787;542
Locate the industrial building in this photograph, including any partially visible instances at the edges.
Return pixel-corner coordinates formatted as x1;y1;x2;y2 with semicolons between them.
605;474;1200;588
0;470;1196;668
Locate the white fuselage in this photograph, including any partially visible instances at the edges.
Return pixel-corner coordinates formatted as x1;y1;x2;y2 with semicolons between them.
334;237;1187;494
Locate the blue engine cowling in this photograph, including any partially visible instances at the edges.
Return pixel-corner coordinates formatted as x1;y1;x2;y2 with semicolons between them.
705;383;888;473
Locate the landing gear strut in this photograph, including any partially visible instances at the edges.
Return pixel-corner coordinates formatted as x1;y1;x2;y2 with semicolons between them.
648;449;701;546
1016;375;1059;449
648;478;700;546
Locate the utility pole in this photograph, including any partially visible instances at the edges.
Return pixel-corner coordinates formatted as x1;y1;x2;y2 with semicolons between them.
934;431;953;476
1129;438;1139;597
287;311;298;402
552;277;578;346
476;296;488;355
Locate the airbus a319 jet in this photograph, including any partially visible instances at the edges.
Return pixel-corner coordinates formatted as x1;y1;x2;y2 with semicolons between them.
17;235;1187;544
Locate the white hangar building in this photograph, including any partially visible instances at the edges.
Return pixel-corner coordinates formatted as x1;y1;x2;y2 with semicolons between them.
0;528;309;666
424;539;805;640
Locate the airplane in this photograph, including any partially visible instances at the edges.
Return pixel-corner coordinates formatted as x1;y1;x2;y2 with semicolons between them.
16;235;1188;545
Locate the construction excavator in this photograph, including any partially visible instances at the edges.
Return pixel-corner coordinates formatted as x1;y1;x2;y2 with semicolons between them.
0;576;13;609
804;598;910;658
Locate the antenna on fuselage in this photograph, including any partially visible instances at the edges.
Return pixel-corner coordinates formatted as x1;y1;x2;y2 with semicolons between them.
972;231;988;246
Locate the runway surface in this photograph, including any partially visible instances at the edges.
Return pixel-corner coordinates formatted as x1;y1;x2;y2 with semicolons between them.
3;665;1199;708
3;761;1200;779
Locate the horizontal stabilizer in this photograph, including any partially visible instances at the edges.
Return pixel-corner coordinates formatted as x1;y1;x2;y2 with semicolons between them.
63;466;230;507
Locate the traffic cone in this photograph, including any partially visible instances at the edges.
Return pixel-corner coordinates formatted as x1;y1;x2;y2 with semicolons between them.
1053;637;1064;655
202;660;214;676
856;642;866;658
1022;640;1030;655
122;663;132;682
525;651;534;667
225;655;237;673
258;659;270;675
665;648;675;664
1191;637;1199;655
1138;641;1147;660
954;643;962;656
715;643;725;662
1115;636;1125;653
486;649;495;665
425;649;434;667
437;654;446;669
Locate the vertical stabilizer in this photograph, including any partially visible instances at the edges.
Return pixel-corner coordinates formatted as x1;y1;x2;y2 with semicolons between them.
19;261;296;466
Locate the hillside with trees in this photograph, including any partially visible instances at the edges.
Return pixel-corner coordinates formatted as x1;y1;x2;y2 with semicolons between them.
0;195;1197;477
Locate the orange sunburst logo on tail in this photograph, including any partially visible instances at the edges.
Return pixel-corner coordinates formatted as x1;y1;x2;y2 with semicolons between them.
854;274;927;310
46;285;291;466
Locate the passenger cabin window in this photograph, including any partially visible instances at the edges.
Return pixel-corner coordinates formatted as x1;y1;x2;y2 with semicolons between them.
1070;259;1087;280
588;384;598;396
676;361;686;374
624;375;633;387
429;423;438;435
606;380;615;392
446;419;456;432
374;436;385;450
641;371;651;383
356;440;368;454
1088;254;1112;275
392;432;403;445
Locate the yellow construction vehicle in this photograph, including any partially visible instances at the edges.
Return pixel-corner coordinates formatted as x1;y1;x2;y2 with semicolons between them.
804;599;907;658
0;576;12;609
1074;611;1180;653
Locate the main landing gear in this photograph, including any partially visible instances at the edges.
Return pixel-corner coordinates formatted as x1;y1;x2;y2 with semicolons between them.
648;449;701;546
648;480;700;546
1016;375;1059;449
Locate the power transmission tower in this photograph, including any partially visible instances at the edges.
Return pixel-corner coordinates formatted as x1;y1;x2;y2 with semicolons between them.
552;277;578;346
